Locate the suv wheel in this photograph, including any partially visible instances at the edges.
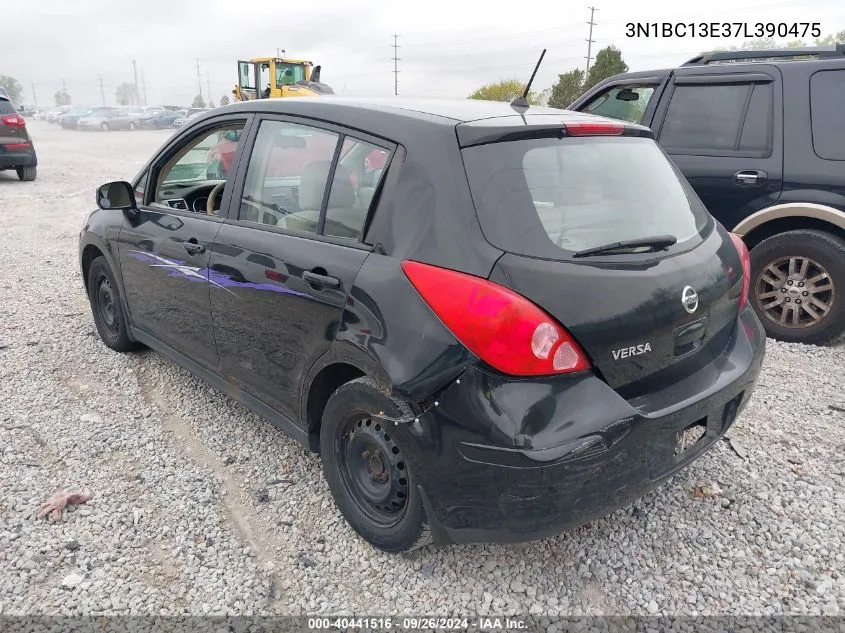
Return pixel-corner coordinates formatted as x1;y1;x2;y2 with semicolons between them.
320;377;430;552
749;229;845;345
86;257;139;352
16;165;36;181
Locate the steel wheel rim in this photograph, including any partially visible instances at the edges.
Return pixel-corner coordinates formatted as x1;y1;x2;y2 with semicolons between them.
755;255;834;329
335;411;409;528
97;277;119;337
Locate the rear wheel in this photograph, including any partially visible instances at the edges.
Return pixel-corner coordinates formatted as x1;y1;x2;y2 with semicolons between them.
86;257;139;352
16;165;36;181
320;377;430;552
749;229;845;345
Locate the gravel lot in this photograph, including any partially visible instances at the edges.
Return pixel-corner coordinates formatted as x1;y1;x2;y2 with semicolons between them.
0;120;843;618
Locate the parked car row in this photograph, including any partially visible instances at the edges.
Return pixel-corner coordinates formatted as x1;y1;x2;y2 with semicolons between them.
32;105;213;130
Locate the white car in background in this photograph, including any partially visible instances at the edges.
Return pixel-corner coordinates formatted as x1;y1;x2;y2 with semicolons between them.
173;107;211;128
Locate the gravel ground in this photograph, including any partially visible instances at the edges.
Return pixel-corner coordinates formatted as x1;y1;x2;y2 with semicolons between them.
0;121;843;618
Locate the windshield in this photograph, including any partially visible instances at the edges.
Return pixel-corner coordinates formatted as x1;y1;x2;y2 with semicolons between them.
461;136;711;260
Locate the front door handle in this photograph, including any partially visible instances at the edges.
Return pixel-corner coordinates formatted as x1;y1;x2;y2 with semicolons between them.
303;270;340;289
183;239;205;256
735;170;767;185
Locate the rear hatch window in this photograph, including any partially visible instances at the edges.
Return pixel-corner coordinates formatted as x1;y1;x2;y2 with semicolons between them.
461;136;711;260
0;100;17;115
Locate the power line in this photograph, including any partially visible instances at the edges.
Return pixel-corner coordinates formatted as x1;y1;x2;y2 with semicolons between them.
132;60;139;106
196;59;203;103
585;6;598;75
391;34;401;96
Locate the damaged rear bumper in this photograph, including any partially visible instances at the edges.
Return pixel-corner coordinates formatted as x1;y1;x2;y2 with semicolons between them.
398;309;766;546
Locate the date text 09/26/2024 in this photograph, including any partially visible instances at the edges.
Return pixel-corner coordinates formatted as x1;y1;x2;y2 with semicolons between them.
626;22;822;38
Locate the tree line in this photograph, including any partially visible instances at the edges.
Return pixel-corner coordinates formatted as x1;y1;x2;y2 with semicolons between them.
468;31;845;108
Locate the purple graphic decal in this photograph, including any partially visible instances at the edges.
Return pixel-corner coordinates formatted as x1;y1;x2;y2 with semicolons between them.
128;250;310;299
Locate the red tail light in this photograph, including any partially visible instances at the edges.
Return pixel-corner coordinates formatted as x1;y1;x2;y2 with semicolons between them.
729;233;751;311
1;115;26;128
401;261;591;376
563;121;625;136
2;142;31;150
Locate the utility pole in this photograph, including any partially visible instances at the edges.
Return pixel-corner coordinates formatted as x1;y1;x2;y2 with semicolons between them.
585;6;598;75
196;59;203;105
132;59;139;105
31;83;37;108
390;34;401;96
141;70;147;106
98;74;106;105
206;73;212;107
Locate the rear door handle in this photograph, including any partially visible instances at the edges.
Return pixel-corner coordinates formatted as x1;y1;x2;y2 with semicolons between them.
183;239;205;255
734;170;767;184
303;270;340;289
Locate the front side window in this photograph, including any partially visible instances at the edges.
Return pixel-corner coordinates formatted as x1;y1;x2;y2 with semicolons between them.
151;123;245;213
582;84;656;124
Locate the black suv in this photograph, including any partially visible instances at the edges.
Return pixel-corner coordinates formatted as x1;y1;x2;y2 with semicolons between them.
0;93;37;181
80;98;765;551
571;45;845;345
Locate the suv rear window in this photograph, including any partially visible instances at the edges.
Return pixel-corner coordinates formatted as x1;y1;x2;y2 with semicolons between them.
810;70;845;161
0;99;17;115
461;136;711;260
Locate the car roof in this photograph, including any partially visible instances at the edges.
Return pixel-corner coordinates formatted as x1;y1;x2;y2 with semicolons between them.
221;96;600;125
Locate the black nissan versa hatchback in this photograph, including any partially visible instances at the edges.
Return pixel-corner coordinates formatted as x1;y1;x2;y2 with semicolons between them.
79;98;765;552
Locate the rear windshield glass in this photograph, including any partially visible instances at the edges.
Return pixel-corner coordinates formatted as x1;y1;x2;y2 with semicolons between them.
0;100;16;115
461;136;710;259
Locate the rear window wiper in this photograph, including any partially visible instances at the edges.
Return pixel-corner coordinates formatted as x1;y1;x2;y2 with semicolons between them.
573;235;677;258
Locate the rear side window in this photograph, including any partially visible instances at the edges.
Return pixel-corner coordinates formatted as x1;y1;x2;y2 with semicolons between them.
659;82;773;155
0;100;16;115
810;70;845;161
462;136;710;260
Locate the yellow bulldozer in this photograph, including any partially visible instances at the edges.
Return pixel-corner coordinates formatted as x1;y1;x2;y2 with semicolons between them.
233;56;334;101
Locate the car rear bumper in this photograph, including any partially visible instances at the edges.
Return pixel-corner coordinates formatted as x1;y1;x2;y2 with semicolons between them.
394;308;765;545
0;147;37;168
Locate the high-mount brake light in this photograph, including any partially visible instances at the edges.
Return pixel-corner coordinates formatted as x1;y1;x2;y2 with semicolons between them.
401;261;591;376
563;121;625;136
729;233;751;311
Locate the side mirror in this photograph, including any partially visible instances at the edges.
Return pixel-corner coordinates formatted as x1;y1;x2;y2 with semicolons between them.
96;181;136;211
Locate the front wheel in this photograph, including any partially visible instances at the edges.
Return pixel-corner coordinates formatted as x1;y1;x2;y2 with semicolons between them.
129;121;137;131
86;257;139;352
100;122;109;132
749;229;845;345
320;377;430;552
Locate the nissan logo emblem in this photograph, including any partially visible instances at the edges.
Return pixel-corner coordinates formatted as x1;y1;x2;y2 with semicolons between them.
682;286;699;314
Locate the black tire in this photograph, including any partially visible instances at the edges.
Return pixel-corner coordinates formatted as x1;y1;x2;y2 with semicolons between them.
101;122;109;132
749;229;845;345
129;121;136;131
86;257;139;352
320;377;430;552
16;165;36;181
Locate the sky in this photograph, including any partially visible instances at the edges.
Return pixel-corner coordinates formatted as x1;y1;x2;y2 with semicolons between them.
3;0;843;108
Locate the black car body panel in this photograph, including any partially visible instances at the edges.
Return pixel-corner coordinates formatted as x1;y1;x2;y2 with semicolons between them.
402;308;764;545
80;97;766;546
